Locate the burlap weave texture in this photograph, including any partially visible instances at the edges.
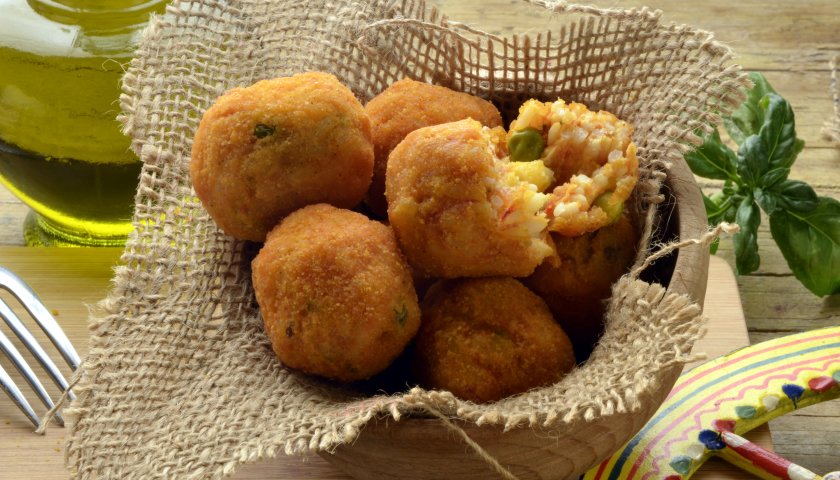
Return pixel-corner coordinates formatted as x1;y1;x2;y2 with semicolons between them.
62;1;746;478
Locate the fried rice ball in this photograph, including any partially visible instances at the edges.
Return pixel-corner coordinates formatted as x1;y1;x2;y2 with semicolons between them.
386;118;555;278
252;204;420;382
523;213;638;361
508;99;639;237
364;79;503;217
191;72;374;241
412;277;576;403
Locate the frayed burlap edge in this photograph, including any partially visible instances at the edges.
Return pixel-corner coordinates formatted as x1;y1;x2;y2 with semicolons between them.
57;1;749;478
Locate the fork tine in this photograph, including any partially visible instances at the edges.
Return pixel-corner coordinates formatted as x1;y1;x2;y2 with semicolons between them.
0;298;75;402
0;327;64;426
0;266;81;370
0;362;39;428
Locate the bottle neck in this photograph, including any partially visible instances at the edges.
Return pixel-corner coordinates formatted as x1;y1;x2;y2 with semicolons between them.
28;0;167;31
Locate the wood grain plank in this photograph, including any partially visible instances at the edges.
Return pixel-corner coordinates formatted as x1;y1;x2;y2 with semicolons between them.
0;184;27;246
769;400;840;474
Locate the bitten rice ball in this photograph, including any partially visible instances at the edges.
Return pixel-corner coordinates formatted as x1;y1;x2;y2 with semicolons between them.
523;213;638;361
364;78;503;217
508;98;639;237
252;204;421;382
412;277;576;403
386;119;554;278
191;72;374;241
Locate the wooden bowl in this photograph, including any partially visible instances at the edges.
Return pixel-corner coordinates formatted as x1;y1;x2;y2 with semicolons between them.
319;156;710;479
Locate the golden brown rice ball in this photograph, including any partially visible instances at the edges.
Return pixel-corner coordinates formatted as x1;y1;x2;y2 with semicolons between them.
386;118;554;278
191;72;374;241
523;213;638;360
364;78;503;217
412;277;576;403
252;204;420;382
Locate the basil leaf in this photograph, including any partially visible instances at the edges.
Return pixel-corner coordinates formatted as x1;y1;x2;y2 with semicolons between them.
792;137;805;162
759;93;799;172
685;130;738;181
733;197;761;275
770;197;840;296
722;182;738;197
771;179;819;213
725;72;777;144
761;167;790;189
722;193;741;223
710;237;721;255
703;194;721;254
703;192;731;224
723;202;738;223
754;188;778;214
704;192;732;255
754;180;816;218
736;93;803;190
736;135;767;188
703;193;722;221
723;117;748;146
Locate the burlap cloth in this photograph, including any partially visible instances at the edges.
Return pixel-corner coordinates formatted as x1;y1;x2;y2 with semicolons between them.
58;1;748;478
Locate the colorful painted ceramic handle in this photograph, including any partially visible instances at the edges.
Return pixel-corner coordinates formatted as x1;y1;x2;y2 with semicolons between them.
583;326;840;480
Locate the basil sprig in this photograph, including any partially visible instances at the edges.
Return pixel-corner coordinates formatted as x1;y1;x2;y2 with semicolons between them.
685;72;840;297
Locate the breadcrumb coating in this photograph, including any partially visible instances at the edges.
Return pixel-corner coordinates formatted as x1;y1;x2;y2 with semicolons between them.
252;204;420;382
412;277;576;403
524;214;638;360
191;72;373;241
364;79;502;217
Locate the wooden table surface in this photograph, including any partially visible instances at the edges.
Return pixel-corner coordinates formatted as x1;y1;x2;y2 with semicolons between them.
0;0;838;475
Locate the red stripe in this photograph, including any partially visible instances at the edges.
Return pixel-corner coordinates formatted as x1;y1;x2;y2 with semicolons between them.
593;458;610;479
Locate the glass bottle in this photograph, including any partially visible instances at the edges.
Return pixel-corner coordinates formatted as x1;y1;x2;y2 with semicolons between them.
0;0;167;246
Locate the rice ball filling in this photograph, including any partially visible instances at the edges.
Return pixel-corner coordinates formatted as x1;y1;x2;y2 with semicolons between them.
508;99;640;237
489;158;554;241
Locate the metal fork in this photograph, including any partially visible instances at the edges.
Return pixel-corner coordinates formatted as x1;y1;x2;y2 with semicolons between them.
0;266;80;428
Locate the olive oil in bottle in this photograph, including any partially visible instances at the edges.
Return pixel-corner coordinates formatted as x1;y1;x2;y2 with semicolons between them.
0;0;166;245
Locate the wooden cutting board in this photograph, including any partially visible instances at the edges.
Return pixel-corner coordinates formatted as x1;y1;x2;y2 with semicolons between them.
0;248;769;479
